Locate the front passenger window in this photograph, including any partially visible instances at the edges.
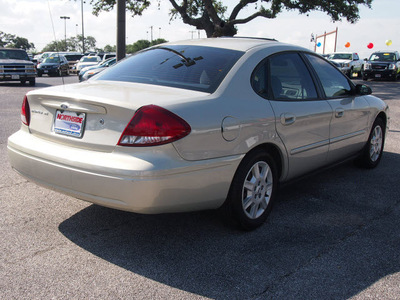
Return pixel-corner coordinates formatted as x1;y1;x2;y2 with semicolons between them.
305;54;352;98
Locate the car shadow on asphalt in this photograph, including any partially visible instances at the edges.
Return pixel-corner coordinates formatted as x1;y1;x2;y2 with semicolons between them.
0;82;53;88
58;151;400;299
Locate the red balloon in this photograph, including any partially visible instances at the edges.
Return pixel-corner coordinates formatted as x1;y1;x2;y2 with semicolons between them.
367;43;374;49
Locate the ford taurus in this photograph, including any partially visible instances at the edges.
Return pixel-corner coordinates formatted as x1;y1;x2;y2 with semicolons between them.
7;38;389;230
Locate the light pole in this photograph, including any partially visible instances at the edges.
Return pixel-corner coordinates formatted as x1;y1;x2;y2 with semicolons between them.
81;0;85;53
60;16;70;51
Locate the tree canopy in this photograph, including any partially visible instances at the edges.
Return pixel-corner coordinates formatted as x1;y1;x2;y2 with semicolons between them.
0;31;35;50
83;0;373;37
42;35;97;52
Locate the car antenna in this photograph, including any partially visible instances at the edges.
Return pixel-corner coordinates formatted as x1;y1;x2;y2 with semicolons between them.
47;0;65;86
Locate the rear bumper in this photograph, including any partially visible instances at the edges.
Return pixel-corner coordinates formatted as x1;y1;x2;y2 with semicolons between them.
0;73;36;81
8;129;241;214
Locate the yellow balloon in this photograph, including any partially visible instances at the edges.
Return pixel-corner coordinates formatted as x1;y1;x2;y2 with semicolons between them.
386;40;392;46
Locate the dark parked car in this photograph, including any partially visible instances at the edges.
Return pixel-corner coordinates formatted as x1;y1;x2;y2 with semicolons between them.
363;51;400;81
37;55;70;77
0;48;36;86
63;53;84;71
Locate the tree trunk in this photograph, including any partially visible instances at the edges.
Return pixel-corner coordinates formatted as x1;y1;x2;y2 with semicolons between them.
211;21;237;37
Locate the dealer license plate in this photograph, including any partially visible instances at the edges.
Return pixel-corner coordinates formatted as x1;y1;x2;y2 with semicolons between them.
375;74;381;78
54;110;86;138
11;75;19;79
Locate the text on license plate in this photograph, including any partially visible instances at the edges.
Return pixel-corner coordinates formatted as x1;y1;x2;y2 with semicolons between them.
54;110;86;138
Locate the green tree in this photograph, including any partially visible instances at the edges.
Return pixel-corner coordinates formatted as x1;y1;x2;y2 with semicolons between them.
0;31;13;47
126;39;150;53
42;40;64;52
46;35;97;53
0;31;35;50
104;44;116;52
82;0;373;37
126;38;167;53
150;38;168;46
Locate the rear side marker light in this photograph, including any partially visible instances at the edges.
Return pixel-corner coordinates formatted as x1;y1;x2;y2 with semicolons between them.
21;95;30;126
118;105;191;147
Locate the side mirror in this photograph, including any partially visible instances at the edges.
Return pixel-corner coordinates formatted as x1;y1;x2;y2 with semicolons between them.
355;84;372;95
364;58;368;61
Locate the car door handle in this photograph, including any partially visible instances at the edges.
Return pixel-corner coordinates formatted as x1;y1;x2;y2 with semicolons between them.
280;113;296;125
335;108;344;118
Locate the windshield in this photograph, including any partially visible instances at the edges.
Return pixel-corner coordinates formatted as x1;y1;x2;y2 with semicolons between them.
329;53;352;60
369;53;396;62
95;45;244;93
81;56;99;62
43;57;61;63
0;49;30;60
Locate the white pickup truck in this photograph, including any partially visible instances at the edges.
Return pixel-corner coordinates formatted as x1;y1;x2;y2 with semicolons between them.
328;52;364;78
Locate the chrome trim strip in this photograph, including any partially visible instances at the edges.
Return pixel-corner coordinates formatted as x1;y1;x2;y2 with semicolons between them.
330;130;366;144
290;139;329;155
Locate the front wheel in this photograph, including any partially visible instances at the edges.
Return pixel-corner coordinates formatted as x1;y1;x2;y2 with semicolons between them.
355;118;385;168
222;150;278;230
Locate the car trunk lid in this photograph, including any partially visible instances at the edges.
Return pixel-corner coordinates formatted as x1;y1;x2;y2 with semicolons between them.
25;81;206;152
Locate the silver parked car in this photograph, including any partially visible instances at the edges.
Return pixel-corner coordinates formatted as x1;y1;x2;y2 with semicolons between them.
7;38;389;230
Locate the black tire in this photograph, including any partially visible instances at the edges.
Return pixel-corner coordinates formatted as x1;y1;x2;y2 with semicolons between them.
355;118;385;169
221;149;278;230
348;67;354;78
357;66;363;78
37;73;42;77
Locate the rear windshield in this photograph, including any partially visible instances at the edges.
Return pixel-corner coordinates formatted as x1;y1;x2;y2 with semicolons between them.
329;53;352;60
0;49;29;60
95;45;244;93
64;54;83;61
81;56;100;62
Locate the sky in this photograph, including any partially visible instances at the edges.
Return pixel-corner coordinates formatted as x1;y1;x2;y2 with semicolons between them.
1;0;399;59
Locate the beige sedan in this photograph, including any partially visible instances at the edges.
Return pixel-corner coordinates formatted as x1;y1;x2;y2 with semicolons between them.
8;38;389;230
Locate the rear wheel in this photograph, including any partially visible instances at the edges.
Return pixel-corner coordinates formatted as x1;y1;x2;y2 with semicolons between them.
357;66;363;78
356;118;385;168
222;150;278;230
348;67;354;78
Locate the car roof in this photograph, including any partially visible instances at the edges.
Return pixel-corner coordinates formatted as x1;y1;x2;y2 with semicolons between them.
161;37;280;52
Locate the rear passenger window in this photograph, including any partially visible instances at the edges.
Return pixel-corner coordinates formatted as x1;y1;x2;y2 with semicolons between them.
252;52;318;101
305;54;352;98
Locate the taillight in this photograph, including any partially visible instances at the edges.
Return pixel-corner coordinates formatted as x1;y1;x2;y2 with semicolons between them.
118;105;191;146
21;95;30;126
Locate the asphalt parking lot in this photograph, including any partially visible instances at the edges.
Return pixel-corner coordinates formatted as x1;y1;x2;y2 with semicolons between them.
1;76;399;299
